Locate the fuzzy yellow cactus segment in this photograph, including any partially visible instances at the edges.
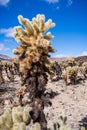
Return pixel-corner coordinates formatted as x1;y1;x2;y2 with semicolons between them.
0;106;31;130
0;107;12;130
30;123;41;130
13;122;26;130
12;106;23;123
34;123;41;130
23;106;31;124
12;106;31;124
81;127;86;130
3;107;13;128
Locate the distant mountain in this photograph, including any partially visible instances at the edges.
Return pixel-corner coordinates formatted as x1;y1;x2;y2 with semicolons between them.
0;54;12;62
51;57;67;62
0;54;87;63
75;56;87;62
51;56;87;62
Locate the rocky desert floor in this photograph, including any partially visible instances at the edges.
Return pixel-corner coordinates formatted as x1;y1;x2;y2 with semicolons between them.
0;75;87;130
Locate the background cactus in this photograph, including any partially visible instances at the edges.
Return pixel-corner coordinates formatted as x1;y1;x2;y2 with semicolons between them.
0;60;4;84
62;66;78;84
65;57;76;67
51;61;62;81
48;116;71;130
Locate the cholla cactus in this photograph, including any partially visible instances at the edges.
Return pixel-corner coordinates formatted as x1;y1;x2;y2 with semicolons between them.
13;14;56;130
81;127;86;130
0;106;31;130
82;62;87;70
1;61;15;82
64;57;76;68
0;60;4;84
48;116;71;130
13;14;56;102
13;58;19;75
62;66;78;84
51;61;62;81
30;123;41;130
79;62;87;79
7;62;14;81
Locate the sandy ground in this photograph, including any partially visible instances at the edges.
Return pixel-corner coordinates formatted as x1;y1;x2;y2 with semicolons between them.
0;76;87;130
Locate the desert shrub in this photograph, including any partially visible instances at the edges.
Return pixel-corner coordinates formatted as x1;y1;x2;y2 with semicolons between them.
62;57;76;69
62;66;78;84
79;62;87;79
66;57;76;67
2;61;15;82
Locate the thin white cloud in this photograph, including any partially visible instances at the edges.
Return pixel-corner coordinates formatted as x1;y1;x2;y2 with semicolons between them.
80;51;87;56
67;0;73;7
0;28;14;37
53;54;70;58
0;43;9;51
0;0;10;6
43;0;59;3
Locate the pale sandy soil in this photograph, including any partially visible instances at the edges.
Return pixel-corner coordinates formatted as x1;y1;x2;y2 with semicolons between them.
0;75;87;130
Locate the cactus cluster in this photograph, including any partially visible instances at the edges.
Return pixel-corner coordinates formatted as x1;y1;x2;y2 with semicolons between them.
51;57;87;84
62;57;76;68
62;66;79;84
0;61;18;83
0;106;31;130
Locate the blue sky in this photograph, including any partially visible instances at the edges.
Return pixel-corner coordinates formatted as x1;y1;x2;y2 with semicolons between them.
0;0;87;57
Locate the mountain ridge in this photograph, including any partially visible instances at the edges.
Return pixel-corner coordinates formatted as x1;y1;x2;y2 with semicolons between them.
0;54;12;62
51;55;87;62
0;54;87;63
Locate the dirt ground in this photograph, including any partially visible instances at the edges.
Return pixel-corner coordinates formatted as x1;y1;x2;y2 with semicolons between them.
0;76;87;130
